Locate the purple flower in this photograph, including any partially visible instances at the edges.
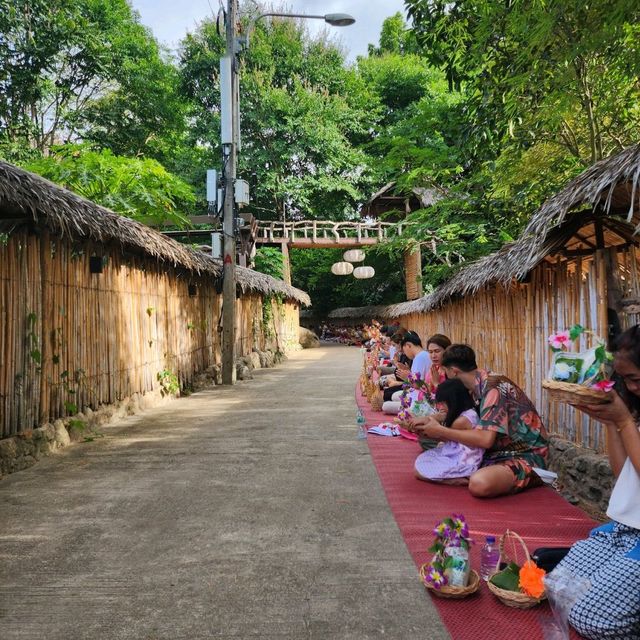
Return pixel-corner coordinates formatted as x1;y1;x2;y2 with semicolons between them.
425;565;448;589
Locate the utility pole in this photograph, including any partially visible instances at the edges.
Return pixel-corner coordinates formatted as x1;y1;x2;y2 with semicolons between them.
218;4;353;384
221;0;238;385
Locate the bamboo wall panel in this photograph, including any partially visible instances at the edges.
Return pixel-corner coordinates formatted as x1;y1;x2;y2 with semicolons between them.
0;232;300;439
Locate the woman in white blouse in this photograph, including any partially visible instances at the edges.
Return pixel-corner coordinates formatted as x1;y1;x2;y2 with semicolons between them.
561;324;640;639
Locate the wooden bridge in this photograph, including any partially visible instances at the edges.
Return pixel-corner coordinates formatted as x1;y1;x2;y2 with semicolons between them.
255;220;403;248
161;216;422;299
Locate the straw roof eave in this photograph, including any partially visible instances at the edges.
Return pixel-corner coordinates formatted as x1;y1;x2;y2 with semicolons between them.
327;305;390;320
426;144;640;304
0;162;310;306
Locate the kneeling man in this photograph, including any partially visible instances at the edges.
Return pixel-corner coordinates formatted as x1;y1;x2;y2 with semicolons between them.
410;344;548;498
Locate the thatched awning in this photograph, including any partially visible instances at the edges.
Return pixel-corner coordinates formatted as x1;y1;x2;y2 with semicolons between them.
0;161;310;306
362;181;444;219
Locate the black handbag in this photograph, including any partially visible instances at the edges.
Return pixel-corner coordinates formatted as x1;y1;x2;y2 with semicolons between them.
531;547;571;573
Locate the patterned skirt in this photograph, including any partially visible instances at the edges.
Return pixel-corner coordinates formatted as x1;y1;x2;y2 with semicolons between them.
556;521;640;639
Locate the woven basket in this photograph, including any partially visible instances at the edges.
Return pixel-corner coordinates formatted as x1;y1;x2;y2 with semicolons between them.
419;565;480;599
366;380;376;402
370;388;384;411
487;530;546;609
542;379;611;405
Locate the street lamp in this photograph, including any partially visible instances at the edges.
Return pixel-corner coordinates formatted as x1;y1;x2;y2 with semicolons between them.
253;12;355;27
219;1;355;385
238;12;356;49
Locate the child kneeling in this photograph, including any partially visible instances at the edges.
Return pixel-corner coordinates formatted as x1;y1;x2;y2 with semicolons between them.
414;378;484;483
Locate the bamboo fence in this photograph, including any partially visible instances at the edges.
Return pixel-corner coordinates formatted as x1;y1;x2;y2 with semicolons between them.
0;231;300;439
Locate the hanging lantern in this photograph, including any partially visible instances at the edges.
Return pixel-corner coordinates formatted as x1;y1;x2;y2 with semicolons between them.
331;261;354;276
353;266;375;279
343;249;365;263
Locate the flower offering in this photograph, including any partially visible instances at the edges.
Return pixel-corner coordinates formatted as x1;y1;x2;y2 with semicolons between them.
547;324;613;390
425;514;472;589
486;530;547;608
398;372;437;419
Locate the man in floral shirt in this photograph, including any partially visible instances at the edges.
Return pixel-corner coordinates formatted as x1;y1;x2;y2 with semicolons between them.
410;344;549;498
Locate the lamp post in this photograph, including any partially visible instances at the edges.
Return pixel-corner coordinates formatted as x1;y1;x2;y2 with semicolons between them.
220;0;239;385
220;1;355;385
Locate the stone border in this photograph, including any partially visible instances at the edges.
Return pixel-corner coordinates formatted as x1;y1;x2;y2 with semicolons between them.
548;436;612;517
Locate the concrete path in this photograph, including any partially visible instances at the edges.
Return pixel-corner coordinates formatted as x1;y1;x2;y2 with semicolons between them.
0;345;450;640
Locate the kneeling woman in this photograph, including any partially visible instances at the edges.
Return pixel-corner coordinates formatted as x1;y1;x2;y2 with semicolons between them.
414;378;484;483
556;325;640;639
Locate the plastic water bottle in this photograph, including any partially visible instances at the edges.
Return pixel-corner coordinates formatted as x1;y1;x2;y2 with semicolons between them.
356;409;367;440
480;535;500;581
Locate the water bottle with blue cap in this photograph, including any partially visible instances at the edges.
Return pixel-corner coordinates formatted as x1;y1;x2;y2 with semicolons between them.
356;409;367;439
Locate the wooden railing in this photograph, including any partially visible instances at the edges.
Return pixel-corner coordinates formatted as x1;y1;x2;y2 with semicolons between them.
255;220;403;245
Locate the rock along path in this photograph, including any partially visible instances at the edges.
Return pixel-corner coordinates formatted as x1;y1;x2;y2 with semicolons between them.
0;344;450;640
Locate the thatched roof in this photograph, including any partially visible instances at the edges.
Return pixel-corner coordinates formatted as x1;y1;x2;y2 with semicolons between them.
362;181;445;219
427;143;640;306
0;161;310;306
333;143;640;320
328;305;390;320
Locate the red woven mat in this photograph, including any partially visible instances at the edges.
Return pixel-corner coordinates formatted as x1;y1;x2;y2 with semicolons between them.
356;385;594;639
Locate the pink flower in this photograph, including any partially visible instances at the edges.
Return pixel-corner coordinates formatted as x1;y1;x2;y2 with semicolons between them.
548;331;571;350
591;380;615;392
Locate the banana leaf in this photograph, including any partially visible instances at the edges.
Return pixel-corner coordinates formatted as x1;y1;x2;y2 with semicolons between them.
489;561;520;591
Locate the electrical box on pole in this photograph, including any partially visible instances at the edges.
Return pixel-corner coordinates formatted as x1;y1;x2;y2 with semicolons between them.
234;179;250;207
211;232;223;259
206;169;218;214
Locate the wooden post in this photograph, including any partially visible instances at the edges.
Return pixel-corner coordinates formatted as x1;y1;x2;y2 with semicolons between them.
404;246;423;300
594;219;609;343
280;241;291;285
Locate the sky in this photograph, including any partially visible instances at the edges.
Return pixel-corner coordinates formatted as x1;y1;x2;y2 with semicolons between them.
131;0;408;62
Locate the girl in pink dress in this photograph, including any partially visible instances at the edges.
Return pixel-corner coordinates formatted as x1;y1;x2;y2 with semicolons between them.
414;378;484;483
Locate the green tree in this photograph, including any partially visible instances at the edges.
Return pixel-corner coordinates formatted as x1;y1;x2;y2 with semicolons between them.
0;0;184;161
24;145;194;226
405;0;640;165
367;12;418;57
383;0;640;291
177;11;377;221
254;247;284;280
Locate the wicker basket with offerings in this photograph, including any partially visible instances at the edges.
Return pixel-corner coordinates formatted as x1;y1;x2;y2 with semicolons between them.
487;530;547;609
370;388;384;411
542;324;614;405
419;514;480;599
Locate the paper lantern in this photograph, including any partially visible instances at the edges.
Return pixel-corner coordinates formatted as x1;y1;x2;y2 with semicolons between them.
353;266;375;279
331;261;354;276
343;249;365;263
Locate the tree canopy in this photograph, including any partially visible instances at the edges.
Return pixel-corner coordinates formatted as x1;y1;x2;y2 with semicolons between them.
2;1;639;314
178;14;376;221
0;0;184;161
